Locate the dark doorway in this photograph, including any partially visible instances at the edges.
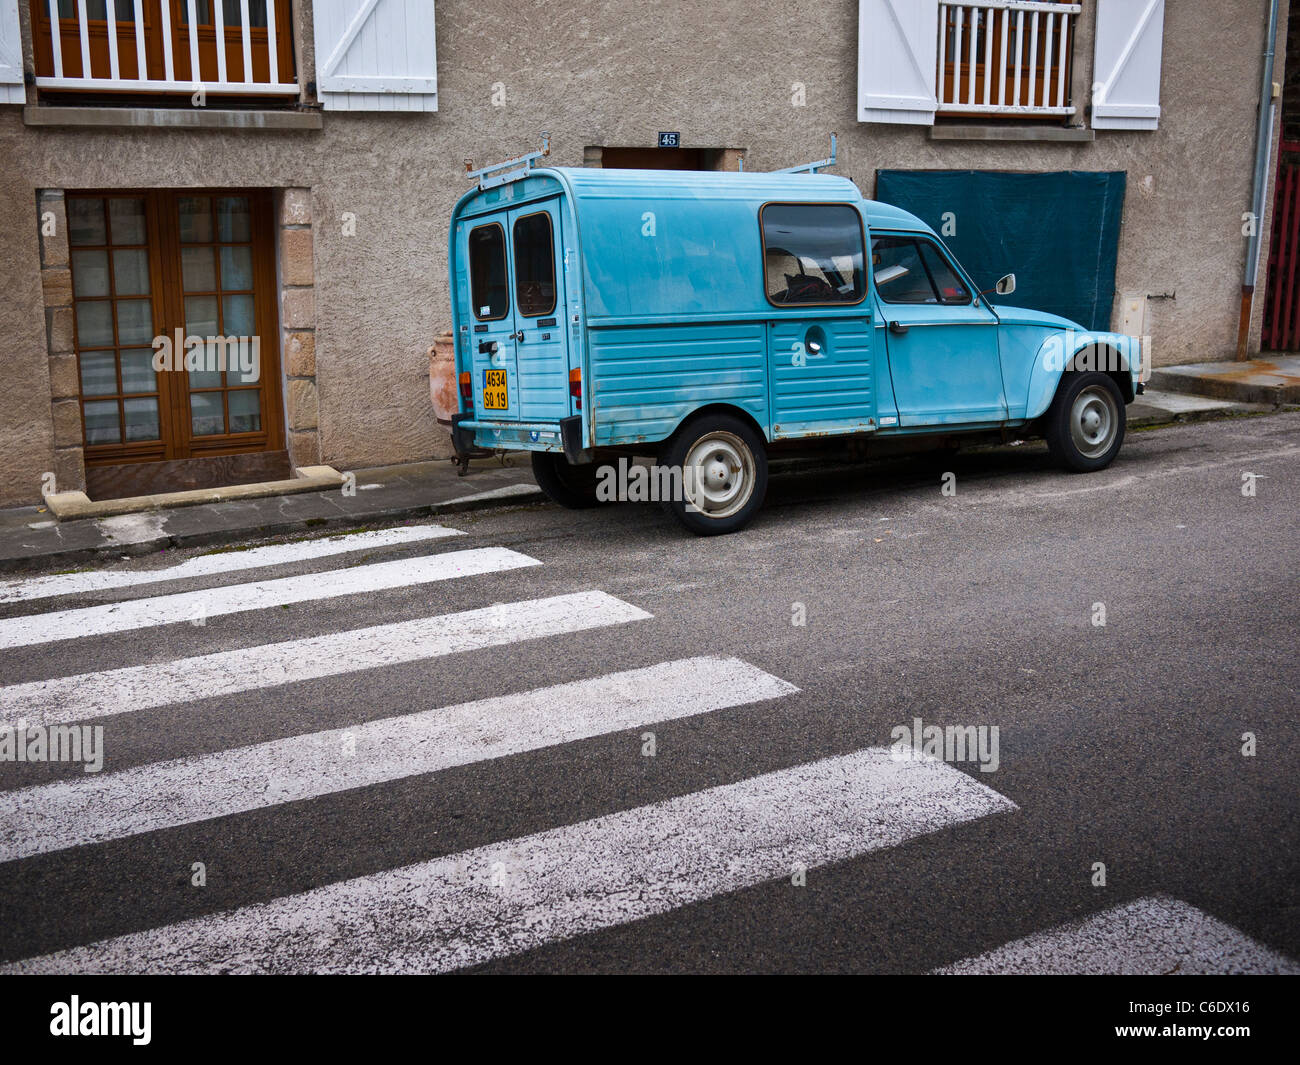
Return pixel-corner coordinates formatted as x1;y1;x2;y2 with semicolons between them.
598;147;723;170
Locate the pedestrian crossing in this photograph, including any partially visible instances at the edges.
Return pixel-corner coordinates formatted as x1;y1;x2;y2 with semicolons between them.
0;521;1291;974
5;748;1013;974
936;896;1300;976
0;656;796;864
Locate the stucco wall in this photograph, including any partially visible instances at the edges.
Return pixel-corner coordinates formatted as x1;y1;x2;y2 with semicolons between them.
0;0;1287;505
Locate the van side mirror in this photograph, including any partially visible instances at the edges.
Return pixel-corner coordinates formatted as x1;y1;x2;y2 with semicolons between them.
995;273;1016;296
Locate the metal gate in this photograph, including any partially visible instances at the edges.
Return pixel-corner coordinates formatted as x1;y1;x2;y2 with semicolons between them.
1262;140;1300;350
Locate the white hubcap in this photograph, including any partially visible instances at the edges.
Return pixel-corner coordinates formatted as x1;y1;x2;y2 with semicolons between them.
1070;385;1118;459
684;432;755;518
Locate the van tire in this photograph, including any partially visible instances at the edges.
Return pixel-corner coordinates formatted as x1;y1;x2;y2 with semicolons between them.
530;451;604;509
659;413;768;535
1045;371;1126;473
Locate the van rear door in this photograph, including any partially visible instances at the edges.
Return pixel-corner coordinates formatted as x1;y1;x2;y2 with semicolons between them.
459;201;572;425
462;213;519;419
508;201;572;423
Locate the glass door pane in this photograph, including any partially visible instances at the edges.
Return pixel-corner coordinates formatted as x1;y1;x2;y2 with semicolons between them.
176;194;262;440
67;194;162;450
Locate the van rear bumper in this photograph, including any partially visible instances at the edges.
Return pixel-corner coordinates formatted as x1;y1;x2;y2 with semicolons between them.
452;414;591;464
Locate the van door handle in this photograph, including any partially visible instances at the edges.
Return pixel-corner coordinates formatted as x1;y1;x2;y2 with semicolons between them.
510;330;525;343
889;321;909;336
479;340;499;354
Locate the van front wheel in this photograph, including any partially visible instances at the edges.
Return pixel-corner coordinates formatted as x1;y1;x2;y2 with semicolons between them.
530;451;604;509
1045;371;1126;472
659;414;768;535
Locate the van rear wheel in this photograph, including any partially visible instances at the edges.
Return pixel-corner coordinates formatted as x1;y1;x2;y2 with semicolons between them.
530;451;604;509
659;414;768;535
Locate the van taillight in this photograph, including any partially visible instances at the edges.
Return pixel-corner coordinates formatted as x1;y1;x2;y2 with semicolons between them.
459;371;472;402
569;368;581;409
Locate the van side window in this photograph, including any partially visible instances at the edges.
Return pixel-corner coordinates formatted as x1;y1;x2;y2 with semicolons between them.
469;223;509;320
513;212;557;317
761;204;866;306
872;235;971;305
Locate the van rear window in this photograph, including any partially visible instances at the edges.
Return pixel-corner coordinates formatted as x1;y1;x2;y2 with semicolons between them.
468;223;509;320
761;204;866;306
513;212;557;317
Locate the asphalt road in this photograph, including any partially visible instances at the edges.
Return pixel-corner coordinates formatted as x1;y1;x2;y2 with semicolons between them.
0;411;1297;974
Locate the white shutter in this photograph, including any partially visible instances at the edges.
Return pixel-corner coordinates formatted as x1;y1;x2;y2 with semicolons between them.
313;0;437;112
1092;0;1165;130
0;0;25;105
858;0;938;125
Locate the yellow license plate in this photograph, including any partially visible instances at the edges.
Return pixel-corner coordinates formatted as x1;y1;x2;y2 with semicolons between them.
482;368;508;410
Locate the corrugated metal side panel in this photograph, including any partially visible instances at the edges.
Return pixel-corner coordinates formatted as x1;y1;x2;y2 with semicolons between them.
769;319;874;436
589;323;768;446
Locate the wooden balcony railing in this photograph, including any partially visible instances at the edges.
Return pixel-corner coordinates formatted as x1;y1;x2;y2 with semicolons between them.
938;1;1080;118
30;0;298;97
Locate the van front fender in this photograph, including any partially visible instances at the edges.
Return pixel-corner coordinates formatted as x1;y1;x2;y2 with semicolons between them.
1024;331;1143;420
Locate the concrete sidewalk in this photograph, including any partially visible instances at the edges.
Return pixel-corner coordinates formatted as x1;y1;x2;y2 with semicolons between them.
0;393;1286;574
1148;355;1300;405
0;452;544;574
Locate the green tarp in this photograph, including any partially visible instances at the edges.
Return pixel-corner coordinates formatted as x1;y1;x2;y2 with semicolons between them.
874;170;1127;332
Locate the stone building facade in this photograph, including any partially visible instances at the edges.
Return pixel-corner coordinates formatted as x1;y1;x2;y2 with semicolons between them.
0;0;1289;505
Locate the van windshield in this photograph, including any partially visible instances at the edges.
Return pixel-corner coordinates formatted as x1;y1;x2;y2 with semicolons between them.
761;203;866;306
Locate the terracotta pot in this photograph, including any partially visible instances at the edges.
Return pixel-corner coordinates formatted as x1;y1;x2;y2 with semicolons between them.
429;330;458;425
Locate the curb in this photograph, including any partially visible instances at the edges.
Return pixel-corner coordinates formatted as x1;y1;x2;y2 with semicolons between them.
43;466;347;521
0;485;546;576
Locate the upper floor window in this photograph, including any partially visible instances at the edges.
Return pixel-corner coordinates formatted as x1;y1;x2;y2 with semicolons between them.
29;0;297;101
761;203;866;307
937;1;1079;119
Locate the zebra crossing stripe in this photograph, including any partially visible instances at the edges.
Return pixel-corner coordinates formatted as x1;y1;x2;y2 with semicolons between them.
0;525;464;604
0;657;797;864
0;591;652;726
0;547;541;649
933;895;1300;975
1;747;1016;974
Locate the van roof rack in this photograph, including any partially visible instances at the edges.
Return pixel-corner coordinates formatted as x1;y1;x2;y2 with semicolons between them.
739;133;837;175
465;133;551;190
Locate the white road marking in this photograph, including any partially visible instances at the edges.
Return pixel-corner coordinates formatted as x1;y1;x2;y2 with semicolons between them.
0;547;539;649
2;747;1016;974
0;525;463;604
0;657;796;864
442;483;544;506
0;591;651;725
934;895;1300;975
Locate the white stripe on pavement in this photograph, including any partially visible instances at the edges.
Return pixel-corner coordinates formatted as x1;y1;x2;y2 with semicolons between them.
2;747;1016;974
0;525;464;604
0;657;797;864
0;591;652;726
934;895;1300;975
0;547;540;650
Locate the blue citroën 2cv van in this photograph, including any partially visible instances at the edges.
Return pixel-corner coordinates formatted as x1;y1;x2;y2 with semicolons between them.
448;138;1143;535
